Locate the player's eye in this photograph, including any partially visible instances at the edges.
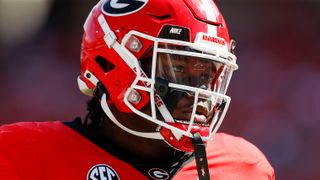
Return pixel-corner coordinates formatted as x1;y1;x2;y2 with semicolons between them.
173;65;184;73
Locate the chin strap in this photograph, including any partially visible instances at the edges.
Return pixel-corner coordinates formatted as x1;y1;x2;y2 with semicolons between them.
193;133;210;180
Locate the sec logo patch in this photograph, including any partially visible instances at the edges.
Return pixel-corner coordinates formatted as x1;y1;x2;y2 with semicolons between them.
102;0;149;16
87;164;119;180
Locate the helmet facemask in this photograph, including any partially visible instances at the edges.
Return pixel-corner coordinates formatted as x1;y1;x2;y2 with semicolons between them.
120;31;238;151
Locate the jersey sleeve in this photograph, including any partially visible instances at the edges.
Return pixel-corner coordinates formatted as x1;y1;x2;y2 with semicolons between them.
0;127;20;180
174;133;275;180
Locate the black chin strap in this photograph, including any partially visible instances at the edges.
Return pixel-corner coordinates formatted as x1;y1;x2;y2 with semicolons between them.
193;133;210;180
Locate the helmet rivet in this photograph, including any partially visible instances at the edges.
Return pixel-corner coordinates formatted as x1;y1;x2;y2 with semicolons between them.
128;89;141;104
130;41;139;50
230;39;237;54
125;35;142;52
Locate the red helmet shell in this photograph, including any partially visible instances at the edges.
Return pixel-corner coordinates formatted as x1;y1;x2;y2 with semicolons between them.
80;0;231;112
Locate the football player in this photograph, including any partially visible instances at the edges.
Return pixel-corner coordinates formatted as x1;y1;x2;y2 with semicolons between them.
0;0;274;179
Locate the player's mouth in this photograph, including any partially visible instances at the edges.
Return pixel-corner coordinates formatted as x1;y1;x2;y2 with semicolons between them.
175;106;211;126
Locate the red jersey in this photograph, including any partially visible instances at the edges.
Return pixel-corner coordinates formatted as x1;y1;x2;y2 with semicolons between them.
175;133;275;180
0;120;274;179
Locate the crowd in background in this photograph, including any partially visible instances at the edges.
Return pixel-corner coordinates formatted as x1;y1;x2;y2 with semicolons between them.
1;0;319;179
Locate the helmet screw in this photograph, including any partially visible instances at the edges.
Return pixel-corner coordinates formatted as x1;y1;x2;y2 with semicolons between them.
128;89;141;104
86;73;91;79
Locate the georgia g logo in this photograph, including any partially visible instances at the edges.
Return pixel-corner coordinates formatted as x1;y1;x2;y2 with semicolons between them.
102;0;149;16
148;168;170;180
87;164;120;180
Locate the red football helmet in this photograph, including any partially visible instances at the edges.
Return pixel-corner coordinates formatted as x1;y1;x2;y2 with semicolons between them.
78;0;238;152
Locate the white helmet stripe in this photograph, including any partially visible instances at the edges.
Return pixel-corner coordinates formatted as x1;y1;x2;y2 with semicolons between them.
201;0;217;36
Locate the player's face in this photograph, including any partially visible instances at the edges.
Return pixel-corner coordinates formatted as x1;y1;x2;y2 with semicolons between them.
156;52;221;125
156;53;218;90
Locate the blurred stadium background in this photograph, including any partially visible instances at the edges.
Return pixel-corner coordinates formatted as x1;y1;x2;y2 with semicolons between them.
0;0;319;179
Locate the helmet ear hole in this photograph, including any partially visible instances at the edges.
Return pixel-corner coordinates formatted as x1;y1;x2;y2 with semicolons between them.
95;56;115;73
